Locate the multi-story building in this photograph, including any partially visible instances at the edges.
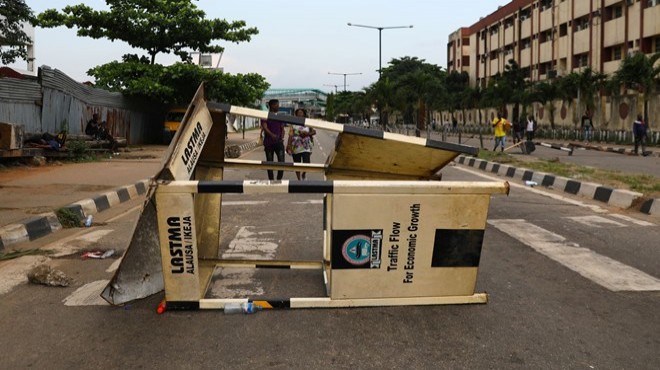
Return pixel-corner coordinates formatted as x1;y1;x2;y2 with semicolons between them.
448;0;660;87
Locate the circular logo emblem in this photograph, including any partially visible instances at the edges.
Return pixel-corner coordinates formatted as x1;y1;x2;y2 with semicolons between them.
341;235;371;266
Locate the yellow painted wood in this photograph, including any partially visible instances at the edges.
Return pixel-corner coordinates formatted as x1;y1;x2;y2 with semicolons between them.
327;134;460;179
330;193;490;299
155;191;201;301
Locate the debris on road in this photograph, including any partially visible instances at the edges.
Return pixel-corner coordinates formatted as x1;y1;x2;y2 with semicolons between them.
27;264;72;287
81;249;115;260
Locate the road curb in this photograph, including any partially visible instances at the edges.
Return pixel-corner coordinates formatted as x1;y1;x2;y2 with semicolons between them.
0;179;150;251
455;155;658;216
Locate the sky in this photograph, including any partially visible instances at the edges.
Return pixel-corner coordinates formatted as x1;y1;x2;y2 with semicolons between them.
10;0;511;92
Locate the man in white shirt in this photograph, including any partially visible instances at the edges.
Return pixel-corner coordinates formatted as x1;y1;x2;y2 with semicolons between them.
525;115;536;141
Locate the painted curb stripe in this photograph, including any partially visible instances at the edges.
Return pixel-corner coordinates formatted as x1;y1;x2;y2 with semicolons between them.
541;175;555;187
63;204;85;220
491;163;500;173
117;188;131;202
135;181;147;195
25;216;53;241
564;180;581;194
93;195;110;212
594;187;613;203
522;170;534;181
640;199;653;214
506;167;516;177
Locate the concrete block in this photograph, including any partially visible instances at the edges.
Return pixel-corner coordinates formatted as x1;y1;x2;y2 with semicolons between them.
608;189;642;209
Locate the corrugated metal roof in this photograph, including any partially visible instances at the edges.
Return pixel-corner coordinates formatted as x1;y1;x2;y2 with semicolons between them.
0;77;41;102
40;66;128;108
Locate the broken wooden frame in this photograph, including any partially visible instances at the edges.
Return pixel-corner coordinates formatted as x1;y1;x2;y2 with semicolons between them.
101;84;509;310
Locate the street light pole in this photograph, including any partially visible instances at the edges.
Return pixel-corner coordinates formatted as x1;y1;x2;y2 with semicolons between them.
328;72;362;92
347;23;413;78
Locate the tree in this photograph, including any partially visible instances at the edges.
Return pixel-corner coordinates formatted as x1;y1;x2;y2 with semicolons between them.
562;68;607;124
88;57;269;106
530;80;560;128
611;51;660;122
38;0;258;64
0;0;34;65
379;57;445;130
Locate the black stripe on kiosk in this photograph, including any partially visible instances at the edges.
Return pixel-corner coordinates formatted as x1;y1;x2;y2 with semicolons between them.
431;229;485;267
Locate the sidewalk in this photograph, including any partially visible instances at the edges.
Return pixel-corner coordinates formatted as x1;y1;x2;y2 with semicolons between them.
0;130;260;250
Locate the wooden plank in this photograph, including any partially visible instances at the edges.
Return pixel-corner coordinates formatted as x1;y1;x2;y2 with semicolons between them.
197;293;488;309
327;134;459;179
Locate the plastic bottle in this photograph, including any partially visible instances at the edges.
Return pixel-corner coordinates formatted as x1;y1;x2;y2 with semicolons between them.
224;303;242;314
84;215;93;227
525;180;538;187
241;302;262;314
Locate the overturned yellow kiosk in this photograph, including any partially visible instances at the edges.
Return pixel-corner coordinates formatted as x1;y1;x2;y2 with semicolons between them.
102;85;509;311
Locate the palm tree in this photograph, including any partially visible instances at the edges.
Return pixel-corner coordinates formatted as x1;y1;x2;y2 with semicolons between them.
530;80;560;128
612;52;660;122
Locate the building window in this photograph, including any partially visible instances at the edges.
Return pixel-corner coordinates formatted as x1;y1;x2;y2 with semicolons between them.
647;0;660;8
574;53;589;68
574;17;589;31
521;38;531;50
613;6;623;19
655;37;660;52
490;25;499;35
504;17;514;29
613;47;622;61
463;38;470;46
540;0;553;12
559;23;568;37
540;30;553;43
462;56;471;67
520;8;531;21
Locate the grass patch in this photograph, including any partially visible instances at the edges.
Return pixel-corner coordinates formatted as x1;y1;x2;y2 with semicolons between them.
56;208;82;228
66;139;97;162
477;149;660;197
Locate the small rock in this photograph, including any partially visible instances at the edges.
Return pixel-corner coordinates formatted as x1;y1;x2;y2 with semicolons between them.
224;145;241;158
29;156;47;167
27;264;72;287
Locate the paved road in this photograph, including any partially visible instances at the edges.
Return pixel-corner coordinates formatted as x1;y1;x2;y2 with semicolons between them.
425;131;660;179
0;130;658;369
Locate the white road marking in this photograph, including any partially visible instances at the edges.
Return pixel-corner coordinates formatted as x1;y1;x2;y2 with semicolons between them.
292;200;323;204
209;226;278;298
565;215;626;228
608;214;655;227
106;257;122;273
106;205;141;222
455;166;609;213
41;229;114;257
0;256;50;295
62;280;110;306
223;201;269;206
489;219;660;291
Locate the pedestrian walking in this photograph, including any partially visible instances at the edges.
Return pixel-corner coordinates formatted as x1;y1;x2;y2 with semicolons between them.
492;112;510;152
581;109;594;143
525;115;537;141
261;99;285;180
632;114;648;156
286;108;316;180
